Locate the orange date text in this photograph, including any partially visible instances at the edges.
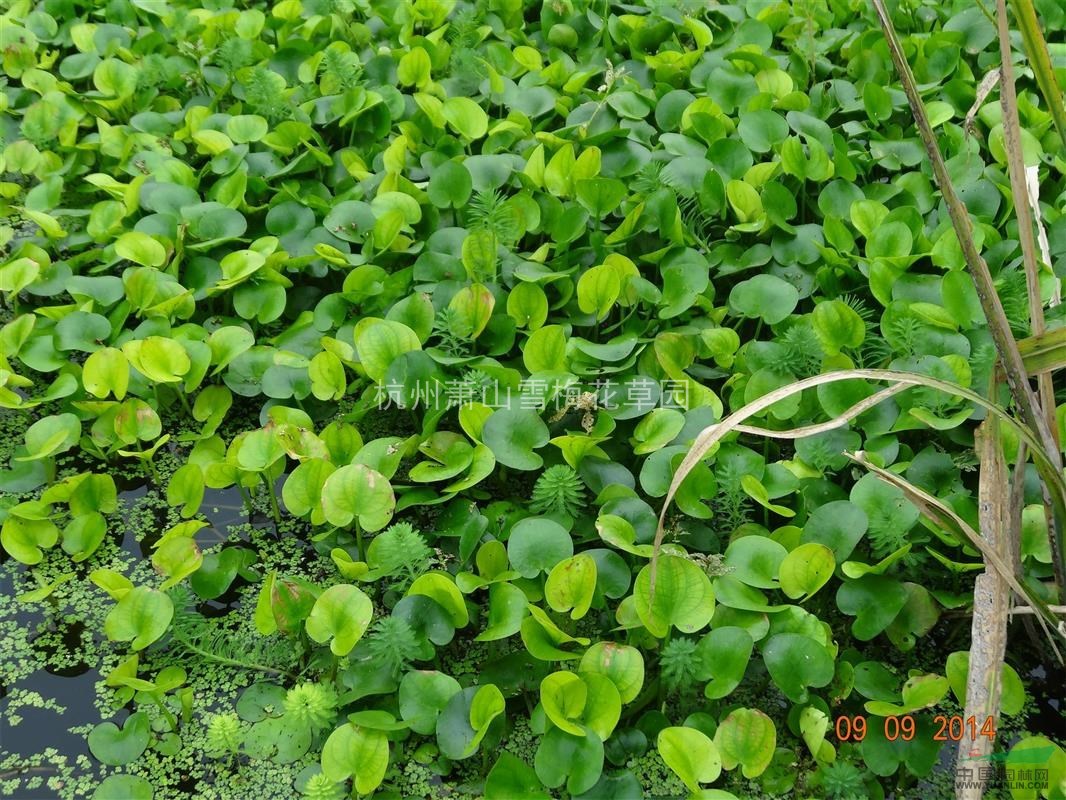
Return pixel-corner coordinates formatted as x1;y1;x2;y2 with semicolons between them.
833;715;996;742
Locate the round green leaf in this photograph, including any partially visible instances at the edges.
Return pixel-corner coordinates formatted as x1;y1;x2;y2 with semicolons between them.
800;500;868;562
399;670;462;735
151;536;203;591
305;583;373;656
507;517;574;578
207;326;255;374
866;221;913;259
321;723;389;795
762;633;835;703
91;775;153;800
104;586;173;651
483;408;550;471
778;543;835;600
436;686;505;760
320;464;395;532
115;231;166;267
428;160;473;209
697;627;754;699
657;727;722;793
225;114;268;143
632;409;685;455
534;727;604;795
812;299;865;355
282;458;336;520
522;325;568;373
61;512;107;561
579;642;644;704
443;96;489;139
633;555;715;638
83;347;130;399
540;671;588;736
88;712;151;766
728;275;798;325
122;337;191;384
545;554;597;620
485;752;550;800
407;572;469;628
2;516;57;564
577;264;621;321
354;319;421;382
724;535;788;589
836;575;908;641
236;428;285;473
20;413;81;461
475;581;529;641
714;708;776;779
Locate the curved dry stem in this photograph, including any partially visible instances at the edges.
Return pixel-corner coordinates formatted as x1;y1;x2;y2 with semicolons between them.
849;451;1065;657
730;384;910;441
650;369;1066;601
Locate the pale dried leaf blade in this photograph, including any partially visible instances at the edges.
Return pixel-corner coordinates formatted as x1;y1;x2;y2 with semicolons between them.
995;0;1062;496
869;0;1057;459
996;0;1045;338
1024;165;1054;279
846;450;1064;657
871;0;1064;591
1017;328;1066;374
650;369;1066;599
965;68;1001;135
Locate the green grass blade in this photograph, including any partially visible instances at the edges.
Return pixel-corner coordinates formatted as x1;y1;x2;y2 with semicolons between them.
1009;0;1066;146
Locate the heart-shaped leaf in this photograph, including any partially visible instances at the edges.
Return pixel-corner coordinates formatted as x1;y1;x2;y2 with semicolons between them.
399;670;462;735
507;517;573;578
779;543;836;600
88;712;150;765
320;464;395;532
715;708;777;779
104;586;174;651
836;575;908;641
321;723;389;795
633;555;715;638
657;726;722;793
305;584;372;656
545;554;597;620
762;633;835;703
579;642;644;704
483;408;550;471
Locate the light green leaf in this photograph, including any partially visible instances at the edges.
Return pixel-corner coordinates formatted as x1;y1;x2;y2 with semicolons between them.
443;97;489;139
305;584;373;656
658;727;722;793
633;555;715;638
104;586;174;651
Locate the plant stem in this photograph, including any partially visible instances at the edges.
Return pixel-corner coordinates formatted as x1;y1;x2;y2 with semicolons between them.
174;386;195;418
262;474;281;525
871;0;1065;590
237;482;252;516
154;695;178;732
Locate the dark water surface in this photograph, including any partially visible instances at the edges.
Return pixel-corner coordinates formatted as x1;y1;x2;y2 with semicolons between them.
1;483;250;798
2;479;1064;799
